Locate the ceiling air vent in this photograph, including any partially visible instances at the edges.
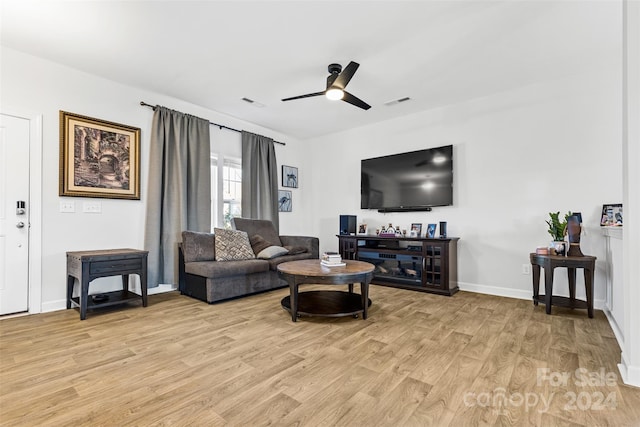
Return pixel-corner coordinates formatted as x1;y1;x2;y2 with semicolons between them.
241;97;265;107
384;97;411;107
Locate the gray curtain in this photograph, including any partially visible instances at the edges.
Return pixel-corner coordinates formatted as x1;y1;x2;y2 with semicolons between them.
144;106;211;287
241;131;279;232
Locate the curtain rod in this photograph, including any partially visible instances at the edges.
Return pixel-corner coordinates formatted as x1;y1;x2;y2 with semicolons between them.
140;101;285;146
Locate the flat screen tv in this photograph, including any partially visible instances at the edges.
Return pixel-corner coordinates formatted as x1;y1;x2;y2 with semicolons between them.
361;145;453;211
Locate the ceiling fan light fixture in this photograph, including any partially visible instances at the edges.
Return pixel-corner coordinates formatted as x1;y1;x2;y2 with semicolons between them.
326;87;344;101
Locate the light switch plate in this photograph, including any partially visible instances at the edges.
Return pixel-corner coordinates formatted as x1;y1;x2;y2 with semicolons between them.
59;201;75;213
83;201;102;213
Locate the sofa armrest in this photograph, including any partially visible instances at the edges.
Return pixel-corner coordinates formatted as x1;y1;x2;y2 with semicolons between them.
280;236;319;259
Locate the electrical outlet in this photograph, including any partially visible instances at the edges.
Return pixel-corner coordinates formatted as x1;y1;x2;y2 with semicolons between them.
522;264;531;275
59;201;75;213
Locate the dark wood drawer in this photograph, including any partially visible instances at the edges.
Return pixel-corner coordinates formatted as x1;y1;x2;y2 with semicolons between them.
90;259;142;275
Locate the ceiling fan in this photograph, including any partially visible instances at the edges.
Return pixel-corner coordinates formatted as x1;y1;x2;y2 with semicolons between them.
282;61;371;110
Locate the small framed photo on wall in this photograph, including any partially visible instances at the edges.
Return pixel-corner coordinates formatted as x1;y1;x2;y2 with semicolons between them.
426;223;437;238
278;190;292;212
282;165;298;188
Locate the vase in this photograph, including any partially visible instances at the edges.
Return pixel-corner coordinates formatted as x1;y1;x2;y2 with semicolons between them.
550;241;567;256
566;216;584;257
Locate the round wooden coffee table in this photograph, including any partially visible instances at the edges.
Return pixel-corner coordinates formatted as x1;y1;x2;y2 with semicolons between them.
277;259;374;322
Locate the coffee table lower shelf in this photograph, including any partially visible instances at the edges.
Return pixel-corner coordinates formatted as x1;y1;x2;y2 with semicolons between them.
281;290;372;318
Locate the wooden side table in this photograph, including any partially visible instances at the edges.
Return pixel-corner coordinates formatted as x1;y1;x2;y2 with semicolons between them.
66;249;148;320
530;253;597;318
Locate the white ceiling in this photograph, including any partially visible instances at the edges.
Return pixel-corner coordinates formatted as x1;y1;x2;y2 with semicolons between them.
1;0;620;139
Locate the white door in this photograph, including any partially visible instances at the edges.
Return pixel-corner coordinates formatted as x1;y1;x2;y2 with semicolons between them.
0;113;30;315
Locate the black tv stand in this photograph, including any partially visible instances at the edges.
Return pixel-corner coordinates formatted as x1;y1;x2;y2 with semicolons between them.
337;235;459;296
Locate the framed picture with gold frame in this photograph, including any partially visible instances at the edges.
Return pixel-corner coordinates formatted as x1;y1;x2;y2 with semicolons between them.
59;111;140;199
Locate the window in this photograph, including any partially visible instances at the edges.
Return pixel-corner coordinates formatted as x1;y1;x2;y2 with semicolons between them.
222;160;242;229
211;130;243;230
211;155;242;229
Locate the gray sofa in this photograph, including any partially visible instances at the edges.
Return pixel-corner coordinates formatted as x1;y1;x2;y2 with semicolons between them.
178;218;319;303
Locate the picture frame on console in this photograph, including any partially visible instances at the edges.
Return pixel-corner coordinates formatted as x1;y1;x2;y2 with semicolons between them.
410;223;422;237
426;223;437;238
59;110;141;199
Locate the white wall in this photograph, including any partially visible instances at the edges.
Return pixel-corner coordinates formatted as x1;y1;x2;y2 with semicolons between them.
0;47;310;311
307;52;622;303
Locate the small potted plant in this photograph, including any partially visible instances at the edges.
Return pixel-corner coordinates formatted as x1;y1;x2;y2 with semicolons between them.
546;211;572;255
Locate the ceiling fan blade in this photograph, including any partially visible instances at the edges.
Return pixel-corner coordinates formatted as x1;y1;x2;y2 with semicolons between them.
342;91;371;110
332;61;359;90
282;91;325;102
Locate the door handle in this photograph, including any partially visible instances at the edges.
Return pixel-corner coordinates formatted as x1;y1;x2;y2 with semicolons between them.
16;222;25;228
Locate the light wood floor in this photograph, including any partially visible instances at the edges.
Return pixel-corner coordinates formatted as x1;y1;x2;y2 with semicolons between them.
2;285;640;426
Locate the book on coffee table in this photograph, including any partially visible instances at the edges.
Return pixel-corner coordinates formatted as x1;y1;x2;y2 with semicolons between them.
321;260;346;267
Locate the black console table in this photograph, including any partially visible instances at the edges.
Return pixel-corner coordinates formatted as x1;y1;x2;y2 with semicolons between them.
66;249;148;320
337;235;459;296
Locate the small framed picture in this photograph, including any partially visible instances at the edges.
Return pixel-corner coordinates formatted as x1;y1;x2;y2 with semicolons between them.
278;190;292;212
278;190;291;212
410;223;422;237
282;165;298;188
426;223;437;238
600;204;622;226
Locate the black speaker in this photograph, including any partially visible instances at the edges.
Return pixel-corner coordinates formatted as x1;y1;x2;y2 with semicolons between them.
340;215;357;235
439;221;447;238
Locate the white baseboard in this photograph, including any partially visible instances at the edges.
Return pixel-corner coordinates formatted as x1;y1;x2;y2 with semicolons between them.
619;353;640;388
458;281;532;300
42;299;67;313
457;281;606;310
148;284;177;295
603;308;625;349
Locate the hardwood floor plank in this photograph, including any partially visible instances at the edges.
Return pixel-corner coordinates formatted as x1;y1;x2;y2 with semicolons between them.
408;332;473;385
331;391;380;426
493;354;547;426
367;376;432;426
279;365;379;426
550;316;577;353
448;331;524;426
460;319;506;361
407;354;484;426
519;321;552;361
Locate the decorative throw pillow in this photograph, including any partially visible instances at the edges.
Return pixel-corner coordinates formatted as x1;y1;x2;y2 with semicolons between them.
284;246;307;255
256;246;289;259
249;234;273;255
214;228;255;261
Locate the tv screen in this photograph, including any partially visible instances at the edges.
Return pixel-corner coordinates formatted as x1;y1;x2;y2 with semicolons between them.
361;145;453;211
